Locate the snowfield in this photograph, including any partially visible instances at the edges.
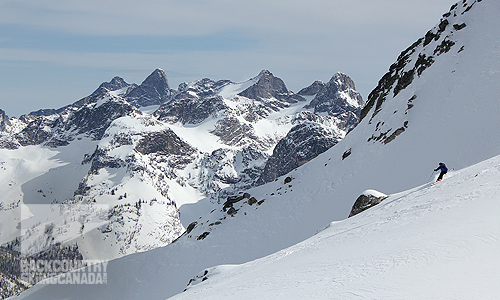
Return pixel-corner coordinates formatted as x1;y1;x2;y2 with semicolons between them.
172;155;500;300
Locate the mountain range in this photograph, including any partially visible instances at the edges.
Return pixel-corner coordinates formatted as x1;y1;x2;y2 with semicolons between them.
0;65;363;297
3;0;500;298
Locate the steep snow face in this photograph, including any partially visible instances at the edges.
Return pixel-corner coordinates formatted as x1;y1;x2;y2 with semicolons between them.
173;154;500;300
342;0;500;198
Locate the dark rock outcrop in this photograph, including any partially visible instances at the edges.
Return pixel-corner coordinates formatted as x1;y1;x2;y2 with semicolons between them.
304;73;364;130
349;191;388;217
238;70;304;103
257;122;339;185
154;78;232;125
155;95;227;125
125;69;172;107
298;81;326;96
0;109;11;132
360;1;470;122
90;76;131;97
210;117;259;147
135;129;195;156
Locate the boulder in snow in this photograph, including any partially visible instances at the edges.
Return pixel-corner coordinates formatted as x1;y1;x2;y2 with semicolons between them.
349;190;388;217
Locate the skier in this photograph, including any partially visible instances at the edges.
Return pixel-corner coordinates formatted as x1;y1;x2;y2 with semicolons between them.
434;162;448;182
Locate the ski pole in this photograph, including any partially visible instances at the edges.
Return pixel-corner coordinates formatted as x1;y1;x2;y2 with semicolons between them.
428;170;435;182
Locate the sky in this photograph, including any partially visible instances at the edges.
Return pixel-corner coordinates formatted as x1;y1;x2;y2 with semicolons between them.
0;0;457;117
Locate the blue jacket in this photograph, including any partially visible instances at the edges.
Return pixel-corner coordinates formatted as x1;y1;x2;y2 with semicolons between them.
435;164;448;173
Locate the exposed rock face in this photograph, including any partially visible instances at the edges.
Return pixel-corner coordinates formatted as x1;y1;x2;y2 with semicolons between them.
306;73;363;113
304;73;364;130
297;80;326;96
257;122;339;185
135;130;196;156
210;117;260;148
0;109;11;132
90;76;131;97
255;72;364;185
154;77;231;125
27;108;61;117
349;190;388;217
156;95;227;125
13;92;139;147
125;69;172;107
0;109;24;149
238;70;305;103
178;78;232;98
66;96;137;140
360;1;470;122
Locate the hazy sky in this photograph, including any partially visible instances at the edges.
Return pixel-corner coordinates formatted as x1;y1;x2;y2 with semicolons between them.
0;0;457;117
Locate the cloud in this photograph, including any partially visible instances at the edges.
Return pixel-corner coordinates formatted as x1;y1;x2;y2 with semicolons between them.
0;0;455;37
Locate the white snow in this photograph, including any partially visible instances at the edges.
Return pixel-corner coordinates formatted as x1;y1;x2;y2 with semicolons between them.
172;155;500;300
0;141;96;245
139;105;161;115
167;118;227;153
362;189;387;198
218;78;259;99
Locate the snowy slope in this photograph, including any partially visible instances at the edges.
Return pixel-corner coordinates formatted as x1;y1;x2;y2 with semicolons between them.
12;1;500;299
0;145;75;245
172;154;500;300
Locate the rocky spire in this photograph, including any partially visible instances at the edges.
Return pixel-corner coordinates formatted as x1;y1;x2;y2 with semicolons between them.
0;109;11;131
125;68;172;107
238;70;303;103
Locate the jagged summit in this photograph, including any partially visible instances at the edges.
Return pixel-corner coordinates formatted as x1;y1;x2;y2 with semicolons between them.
0;109;10;131
90;76;130;97
125;68;172;107
297;80;326;96
141;68;170;91
238;69;303;103
305;72;364;117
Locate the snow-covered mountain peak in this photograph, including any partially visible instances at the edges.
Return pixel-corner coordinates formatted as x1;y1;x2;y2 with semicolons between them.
90;76;131;98
327;72;358;96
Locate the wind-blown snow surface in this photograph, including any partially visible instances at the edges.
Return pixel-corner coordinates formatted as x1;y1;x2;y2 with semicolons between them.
171;155;500;300
13;0;500;299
